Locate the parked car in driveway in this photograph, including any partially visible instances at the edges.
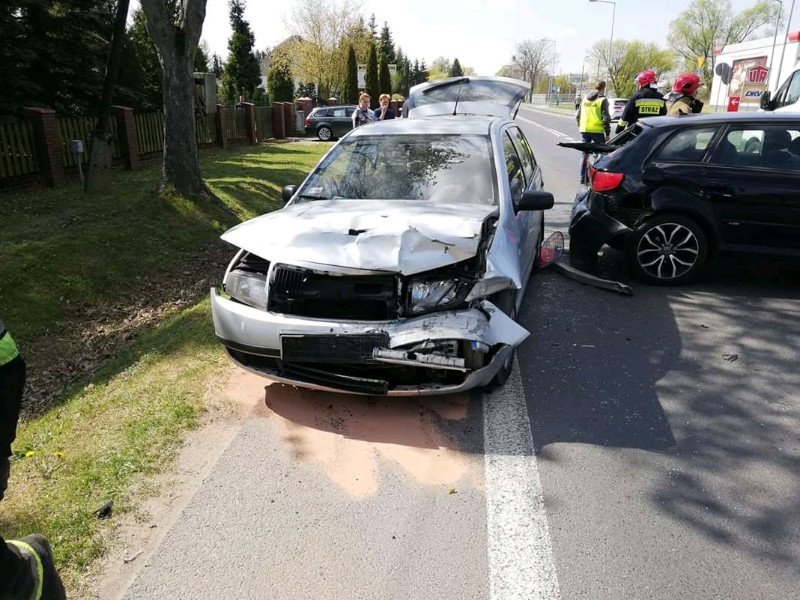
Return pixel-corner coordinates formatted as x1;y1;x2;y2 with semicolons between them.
211;76;554;395
304;105;357;140
565;113;800;285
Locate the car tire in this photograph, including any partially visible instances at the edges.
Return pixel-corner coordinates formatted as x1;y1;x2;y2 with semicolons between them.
317;126;333;141
627;214;708;285
484;290;517;390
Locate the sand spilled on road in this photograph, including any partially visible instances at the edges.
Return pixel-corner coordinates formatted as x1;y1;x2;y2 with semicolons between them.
224;368;480;498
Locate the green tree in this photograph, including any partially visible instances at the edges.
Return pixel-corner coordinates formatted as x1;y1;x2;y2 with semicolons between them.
211;53;224;78
428;56;451;80
367;13;377;38
365;41;379;105
449;58;464;77
343;44;359;104
195;41;210;72
268;49;295;102
588;39;676;97
419;59;429;84
668;0;779;88
221;0;261;103
378;21;395;63
378;54;392;95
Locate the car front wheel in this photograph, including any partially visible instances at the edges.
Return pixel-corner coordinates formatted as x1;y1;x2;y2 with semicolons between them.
317;125;332;141
627;214;708;285
484;290;517;389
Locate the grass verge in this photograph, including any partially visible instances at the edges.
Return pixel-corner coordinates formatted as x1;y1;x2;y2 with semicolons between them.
0;140;329;592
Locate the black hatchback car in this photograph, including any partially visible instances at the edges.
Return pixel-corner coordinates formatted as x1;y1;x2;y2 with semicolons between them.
304;105;358;141
568;113;800;285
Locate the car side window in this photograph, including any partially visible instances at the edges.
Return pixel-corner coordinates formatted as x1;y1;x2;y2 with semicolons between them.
778;70;800;108
345;107;356;117
331;108;347;118
509;127;536;183
710;125;800;170
502;132;525;203
654;127;718;163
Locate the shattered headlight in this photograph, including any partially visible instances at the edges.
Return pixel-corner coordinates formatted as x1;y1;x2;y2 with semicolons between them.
408;279;472;315
225;270;267;311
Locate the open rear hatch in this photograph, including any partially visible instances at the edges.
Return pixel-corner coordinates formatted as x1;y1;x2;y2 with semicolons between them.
407;76;530;119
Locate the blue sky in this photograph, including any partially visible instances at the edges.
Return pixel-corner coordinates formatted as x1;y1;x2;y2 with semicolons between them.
135;0;800;75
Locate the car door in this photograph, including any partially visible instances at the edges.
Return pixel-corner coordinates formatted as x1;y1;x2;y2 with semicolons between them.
507;126;544;280
330;107;353;137
704;122;800;252
501;129;535;282
774;69;800;113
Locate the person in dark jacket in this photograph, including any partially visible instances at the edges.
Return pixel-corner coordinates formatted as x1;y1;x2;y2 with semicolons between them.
0;319;66;599
374;94;395;121
616;69;667;134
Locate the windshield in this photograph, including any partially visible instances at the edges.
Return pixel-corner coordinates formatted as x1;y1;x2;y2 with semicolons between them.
298;134;497;205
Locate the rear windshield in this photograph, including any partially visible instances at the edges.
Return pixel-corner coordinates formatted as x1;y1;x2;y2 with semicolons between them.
298;134;497;205
609;123;645;147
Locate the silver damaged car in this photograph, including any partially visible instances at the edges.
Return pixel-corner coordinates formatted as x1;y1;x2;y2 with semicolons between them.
210;76;554;395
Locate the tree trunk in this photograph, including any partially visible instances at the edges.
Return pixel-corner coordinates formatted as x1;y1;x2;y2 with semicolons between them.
161;54;204;196
141;0;207;198
86;0;130;192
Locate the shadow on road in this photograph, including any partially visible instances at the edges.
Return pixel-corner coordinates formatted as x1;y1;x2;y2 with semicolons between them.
522;252;800;570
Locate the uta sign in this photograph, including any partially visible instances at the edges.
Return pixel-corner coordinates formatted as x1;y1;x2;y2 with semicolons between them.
747;65;769;85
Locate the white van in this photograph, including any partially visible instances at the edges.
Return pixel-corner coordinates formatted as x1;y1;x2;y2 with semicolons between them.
760;64;800;112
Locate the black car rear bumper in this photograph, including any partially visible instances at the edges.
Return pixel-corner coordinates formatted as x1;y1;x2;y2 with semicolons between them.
568;189;633;265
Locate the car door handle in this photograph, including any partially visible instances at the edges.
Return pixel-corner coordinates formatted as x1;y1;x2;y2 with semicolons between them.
707;186;734;199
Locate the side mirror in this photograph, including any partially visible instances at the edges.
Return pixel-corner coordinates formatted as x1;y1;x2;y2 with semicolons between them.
642;167;664;186
282;185;297;203
517;190;554;212
760;91;773;111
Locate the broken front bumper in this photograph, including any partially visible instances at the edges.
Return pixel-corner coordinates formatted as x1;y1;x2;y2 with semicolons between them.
210;288;529;396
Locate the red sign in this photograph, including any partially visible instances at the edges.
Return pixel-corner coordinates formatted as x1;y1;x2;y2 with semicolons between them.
747;65;769;84
727;96;740;112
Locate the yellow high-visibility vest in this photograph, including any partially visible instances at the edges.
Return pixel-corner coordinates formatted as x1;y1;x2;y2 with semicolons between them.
0;331;19;367
579;96;606;133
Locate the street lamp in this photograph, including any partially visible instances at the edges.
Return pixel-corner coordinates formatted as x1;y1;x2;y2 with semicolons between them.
541;38;557;105
589;0;616;85
769;0;783;90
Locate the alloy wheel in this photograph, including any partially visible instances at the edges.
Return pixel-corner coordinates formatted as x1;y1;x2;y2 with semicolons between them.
317;126;332;141
636;222;700;280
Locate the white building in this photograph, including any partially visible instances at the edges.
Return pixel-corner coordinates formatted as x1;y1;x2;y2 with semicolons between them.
709;31;800;110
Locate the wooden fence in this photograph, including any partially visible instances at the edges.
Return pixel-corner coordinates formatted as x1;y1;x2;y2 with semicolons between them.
0;119;38;190
135;112;165;158
56;115;123;171
254;106;273;142
1;102;297;191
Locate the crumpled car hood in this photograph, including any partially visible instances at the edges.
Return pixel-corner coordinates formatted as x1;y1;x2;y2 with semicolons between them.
221;199;498;275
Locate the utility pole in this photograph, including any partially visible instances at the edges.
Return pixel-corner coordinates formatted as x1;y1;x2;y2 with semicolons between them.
776;0;796;87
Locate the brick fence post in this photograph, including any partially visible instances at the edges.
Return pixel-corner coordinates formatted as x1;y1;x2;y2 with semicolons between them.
241;102;256;144
272;103;285;139
282;102;294;136
23;107;64;187
215;105;228;148
110;106;140;170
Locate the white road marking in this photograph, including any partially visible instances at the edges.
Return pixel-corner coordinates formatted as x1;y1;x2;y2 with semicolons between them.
483;363;561;600
518;116;571;140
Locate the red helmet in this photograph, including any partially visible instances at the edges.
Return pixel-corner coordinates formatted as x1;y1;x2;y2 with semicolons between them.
673;73;702;96
636;69;658;87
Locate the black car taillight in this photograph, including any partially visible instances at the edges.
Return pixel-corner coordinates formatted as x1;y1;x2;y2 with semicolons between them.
589;165;624;192
304;117;311;127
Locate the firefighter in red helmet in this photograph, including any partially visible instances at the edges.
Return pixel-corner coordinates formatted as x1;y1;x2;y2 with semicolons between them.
616;69;667;134
668;73;704;116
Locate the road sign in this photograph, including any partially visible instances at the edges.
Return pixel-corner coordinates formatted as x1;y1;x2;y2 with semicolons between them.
727;96;740;112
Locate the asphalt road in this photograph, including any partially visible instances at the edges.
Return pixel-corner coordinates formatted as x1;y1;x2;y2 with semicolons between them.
118;110;800;600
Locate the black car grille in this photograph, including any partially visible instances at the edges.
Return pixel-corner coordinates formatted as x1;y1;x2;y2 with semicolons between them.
268;264;400;320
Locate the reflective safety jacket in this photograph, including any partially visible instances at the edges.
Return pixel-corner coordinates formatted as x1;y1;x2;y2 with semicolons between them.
667;95;704;117
577;91;611;135
0;319;19;367
616;86;667;133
